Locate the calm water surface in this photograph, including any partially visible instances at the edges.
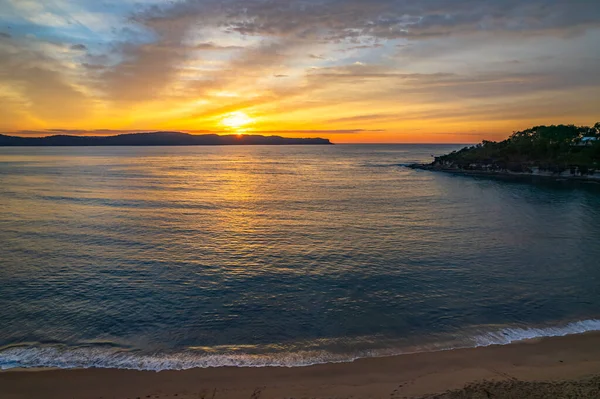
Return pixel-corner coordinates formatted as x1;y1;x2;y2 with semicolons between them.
1;145;600;370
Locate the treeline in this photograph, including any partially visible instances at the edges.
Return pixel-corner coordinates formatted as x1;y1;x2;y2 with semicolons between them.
435;123;600;174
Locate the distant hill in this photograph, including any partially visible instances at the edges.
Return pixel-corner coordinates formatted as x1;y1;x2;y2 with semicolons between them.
0;132;333;146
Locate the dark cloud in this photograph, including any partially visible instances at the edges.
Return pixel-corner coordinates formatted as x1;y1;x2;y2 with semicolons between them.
70;44;87;51
81;62;106;70
342;43;384;51
214;0;600;41
327;113;398;123
193;42;244;51
308;63;455;81
0;32;11;39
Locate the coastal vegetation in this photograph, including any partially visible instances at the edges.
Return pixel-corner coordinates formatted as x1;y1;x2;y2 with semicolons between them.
431;123;600;175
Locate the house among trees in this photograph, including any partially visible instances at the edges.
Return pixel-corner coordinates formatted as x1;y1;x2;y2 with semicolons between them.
576;136;599;146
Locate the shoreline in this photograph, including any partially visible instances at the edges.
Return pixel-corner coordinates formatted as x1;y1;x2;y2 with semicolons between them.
407;163;600;183
3;319;600;371
3;332;600;399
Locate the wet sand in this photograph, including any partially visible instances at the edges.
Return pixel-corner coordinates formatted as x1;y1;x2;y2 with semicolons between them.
2;332;600;399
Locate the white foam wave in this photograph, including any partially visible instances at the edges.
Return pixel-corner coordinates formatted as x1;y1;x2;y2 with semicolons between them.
2;319;600;371
472;319;600;347
0;346;360;371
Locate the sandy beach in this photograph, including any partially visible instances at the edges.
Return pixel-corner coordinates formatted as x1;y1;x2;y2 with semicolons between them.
2;332;600;399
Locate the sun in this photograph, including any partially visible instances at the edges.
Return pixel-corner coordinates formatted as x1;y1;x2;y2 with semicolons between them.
220;111;254;131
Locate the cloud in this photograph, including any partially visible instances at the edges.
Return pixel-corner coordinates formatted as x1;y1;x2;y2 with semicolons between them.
193;42;244;51
218;0;600;41
327;114;398;123
308;63;455;81
342;43;384;51
70;44;87;51
56;1;600;105
1;0;599;139
81;62;106;70
0;37;92;122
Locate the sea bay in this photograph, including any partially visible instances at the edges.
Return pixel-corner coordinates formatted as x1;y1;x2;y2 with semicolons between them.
1;144;600;370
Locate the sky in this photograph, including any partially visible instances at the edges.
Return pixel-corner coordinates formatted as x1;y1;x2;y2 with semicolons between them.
0;0;599;143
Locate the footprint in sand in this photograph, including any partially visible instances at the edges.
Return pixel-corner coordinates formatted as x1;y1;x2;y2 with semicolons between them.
250;387;265;399
390;380;415;398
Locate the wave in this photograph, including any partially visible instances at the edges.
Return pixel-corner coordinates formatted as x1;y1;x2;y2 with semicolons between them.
472;319;600;346
360;162;409;168
0;345;361;371
360;162;431;168
2;319;599;371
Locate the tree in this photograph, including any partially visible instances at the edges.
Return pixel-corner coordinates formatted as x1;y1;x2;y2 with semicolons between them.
433;123;600;172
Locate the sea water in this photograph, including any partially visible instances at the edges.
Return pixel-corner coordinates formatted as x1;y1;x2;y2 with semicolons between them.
1;145;600;370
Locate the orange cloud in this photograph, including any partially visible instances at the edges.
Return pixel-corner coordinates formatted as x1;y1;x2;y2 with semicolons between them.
0;0;599;142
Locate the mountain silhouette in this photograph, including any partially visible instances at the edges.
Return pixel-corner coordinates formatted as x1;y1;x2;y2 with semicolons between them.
0;132;332;146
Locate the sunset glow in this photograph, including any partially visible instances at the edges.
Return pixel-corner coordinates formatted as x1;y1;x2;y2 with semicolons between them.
0;1;599;143
221;112;254;131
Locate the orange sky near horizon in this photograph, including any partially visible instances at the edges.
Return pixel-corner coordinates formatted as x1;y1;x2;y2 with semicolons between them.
1;1;599;143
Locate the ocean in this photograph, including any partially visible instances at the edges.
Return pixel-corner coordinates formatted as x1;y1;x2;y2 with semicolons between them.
1;144;600;371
